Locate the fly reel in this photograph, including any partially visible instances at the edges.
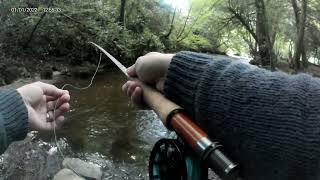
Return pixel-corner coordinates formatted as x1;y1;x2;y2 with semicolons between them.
149;138;208;180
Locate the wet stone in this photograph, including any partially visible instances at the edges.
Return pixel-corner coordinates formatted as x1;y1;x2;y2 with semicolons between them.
53;168;85;180
62;158;102;180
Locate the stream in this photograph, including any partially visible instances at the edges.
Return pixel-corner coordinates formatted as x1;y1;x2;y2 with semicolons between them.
0;72;170;180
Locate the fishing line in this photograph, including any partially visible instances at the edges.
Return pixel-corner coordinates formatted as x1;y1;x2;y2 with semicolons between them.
52;52;102;176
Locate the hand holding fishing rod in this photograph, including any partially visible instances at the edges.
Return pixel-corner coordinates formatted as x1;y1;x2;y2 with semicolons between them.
89;42;240;180
123;52;240;180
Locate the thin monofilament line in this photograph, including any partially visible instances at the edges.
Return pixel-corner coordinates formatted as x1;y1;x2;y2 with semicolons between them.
52;53;102;176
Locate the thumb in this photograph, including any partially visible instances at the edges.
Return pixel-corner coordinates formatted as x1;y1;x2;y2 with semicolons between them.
127;65;137;77
36;82;63;97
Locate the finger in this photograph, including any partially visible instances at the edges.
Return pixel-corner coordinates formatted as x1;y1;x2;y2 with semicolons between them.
46;96;56;102
131;86;144;108
47;101;55;111
47;111;54;122
47;101;62;111
122;82;129;93
57;93;71;105
55;116;66;129
36;82;64;97
54;103;70;119
45;116;66;130
127;65;137;77
46;90;69;101
145;52;158;56
47;94;70;110
126;81;139;97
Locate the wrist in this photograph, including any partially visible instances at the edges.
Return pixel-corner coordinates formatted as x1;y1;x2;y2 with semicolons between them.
158;54;174;92
17;89;32;129
17;89;31;115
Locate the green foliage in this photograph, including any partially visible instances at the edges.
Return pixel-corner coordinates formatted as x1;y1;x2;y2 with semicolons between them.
178;34;211;51
0;0;167;66
0;0;319;70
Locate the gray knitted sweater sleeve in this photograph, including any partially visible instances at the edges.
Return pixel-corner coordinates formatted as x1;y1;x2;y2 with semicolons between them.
163;51;320;180
0;90;28;154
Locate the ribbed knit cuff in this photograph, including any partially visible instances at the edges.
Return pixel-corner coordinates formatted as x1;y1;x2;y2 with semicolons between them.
0;90;28;144
163;51;213;118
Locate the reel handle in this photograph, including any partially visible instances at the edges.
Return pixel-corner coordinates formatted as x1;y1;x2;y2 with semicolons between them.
205;147;241;180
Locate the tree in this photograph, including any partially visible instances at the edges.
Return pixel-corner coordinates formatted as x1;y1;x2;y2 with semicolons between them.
226;0;275;69
291;0;308;71
162;7;177;39
0;0;319;73
119;0;127;27
255;0;273;68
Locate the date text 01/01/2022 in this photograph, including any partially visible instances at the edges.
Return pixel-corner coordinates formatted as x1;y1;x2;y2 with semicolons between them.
10;7;62;13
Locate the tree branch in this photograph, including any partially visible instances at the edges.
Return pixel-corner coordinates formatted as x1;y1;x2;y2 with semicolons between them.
227;7;257;41
163;7;177;39
176;4;192;39
23;0;54;49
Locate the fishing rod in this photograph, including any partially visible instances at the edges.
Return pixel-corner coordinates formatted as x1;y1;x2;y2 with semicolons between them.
90;42;241;180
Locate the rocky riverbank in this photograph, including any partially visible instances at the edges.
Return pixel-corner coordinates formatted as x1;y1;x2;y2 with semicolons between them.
0;131;149;180
0;55;104;87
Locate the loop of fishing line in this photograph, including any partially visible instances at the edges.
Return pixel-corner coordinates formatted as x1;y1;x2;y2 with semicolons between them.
52;53;102;176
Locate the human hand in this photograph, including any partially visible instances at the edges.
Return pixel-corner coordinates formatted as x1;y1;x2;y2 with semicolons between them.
17;82;70;131
122;52;174;108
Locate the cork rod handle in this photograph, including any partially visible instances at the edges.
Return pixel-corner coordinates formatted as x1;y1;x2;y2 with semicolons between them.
130;77;181;127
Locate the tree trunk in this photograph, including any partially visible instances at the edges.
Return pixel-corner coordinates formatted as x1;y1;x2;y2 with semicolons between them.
163;7;177;39
119;0;126;27
23;0;54;49
255;0;273;68
302;47;308;68
176;5;192;40
288;41;294;68
292;0;308;71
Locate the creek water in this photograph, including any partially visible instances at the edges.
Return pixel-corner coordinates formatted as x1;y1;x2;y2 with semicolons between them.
0;72;170;180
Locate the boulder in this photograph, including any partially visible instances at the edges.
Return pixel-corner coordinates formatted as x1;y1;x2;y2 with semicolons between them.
53;168;85;180
62;158;102;180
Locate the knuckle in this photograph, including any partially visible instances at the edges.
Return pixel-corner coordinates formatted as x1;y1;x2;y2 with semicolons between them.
145;52;157;56
136;57;144;65
135;58;145;73
35;81;42;85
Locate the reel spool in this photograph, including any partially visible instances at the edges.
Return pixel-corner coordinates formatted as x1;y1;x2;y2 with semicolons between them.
149;138;208;180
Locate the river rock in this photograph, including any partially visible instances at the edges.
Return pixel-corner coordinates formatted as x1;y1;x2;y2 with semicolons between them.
62;158;102;180
53;168;85;180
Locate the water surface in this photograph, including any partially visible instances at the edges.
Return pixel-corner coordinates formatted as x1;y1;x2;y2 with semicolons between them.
53;72;169;178
0;72;169;180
